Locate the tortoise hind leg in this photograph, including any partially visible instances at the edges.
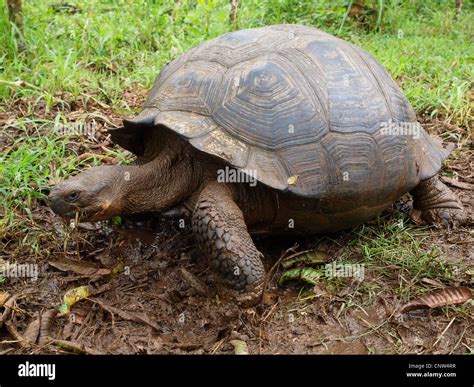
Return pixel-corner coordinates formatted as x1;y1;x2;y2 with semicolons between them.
192;182;265;305
411;175;467;227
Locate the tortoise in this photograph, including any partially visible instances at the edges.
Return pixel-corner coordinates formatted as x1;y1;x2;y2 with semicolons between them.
49;24;466;303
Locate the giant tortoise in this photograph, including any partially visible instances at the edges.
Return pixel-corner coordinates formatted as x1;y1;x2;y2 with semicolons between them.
49;25;466;303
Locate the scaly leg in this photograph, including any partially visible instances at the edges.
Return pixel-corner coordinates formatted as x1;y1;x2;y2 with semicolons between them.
192;182;265;305
411;175;467;227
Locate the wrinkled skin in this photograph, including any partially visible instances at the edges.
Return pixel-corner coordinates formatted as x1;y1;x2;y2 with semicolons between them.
49;166;124;221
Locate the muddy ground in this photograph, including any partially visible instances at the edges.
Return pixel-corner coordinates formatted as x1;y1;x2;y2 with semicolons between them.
0;93;473;355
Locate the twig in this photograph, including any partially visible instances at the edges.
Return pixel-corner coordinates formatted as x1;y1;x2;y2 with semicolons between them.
260;301;279;324
229;0;240;29
5;321;31;349
47;338;103;355
211;339;224;354
449;325;467;355
0;79;42;92
261;243;298;300
334;309;399;342
433;317;456;347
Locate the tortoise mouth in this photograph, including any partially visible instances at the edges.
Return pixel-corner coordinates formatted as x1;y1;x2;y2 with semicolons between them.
52;205;108;222
48;195;76;218
48;194;105;221
62;210;76;219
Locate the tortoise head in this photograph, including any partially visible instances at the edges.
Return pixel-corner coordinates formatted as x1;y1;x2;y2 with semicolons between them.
48;165;125;221
49;131;200;222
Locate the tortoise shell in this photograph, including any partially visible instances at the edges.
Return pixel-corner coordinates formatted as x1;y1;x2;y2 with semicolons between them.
110;24;452;203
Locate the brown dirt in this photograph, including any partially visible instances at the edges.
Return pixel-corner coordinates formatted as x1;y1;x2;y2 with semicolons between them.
0;95;472;355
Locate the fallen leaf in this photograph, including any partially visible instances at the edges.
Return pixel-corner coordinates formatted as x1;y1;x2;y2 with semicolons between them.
23;313;40;345
287;175;300;185
281;249;330;269
90;282;114;296
180;268;208;295
0;294;18;328
420;278;445;288
440;176;474;190
400;287;472;313
0;292;10;307
279;267;324;287
58;286;91;315
110;262;125;277
39;309;57;346
93;298;161;332
230;340;249;355
48;257;111;277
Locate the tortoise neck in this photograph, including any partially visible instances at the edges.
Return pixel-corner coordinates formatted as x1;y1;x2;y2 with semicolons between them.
120;143;202;215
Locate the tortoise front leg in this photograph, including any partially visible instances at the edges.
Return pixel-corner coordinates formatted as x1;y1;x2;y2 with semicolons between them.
411;176;467;227
192;182;265;305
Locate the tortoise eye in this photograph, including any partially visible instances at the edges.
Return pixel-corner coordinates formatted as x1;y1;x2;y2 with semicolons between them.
68;191;80;201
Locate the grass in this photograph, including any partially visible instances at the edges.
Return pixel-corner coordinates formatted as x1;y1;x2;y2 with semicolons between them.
292;210;467;300
1;1;472;120
0;116;127;239
0;1;472;291
338;215;459;300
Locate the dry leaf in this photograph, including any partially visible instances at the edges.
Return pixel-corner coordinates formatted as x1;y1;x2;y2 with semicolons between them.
400;287;472;313
0;294;18;328
23;314;41;345
0;292;10;307
287;175;299;185
48;257;111;277
180;268;208;295
420;278;445;288
440;176;474;190
93;298;161;332
39;309;57;346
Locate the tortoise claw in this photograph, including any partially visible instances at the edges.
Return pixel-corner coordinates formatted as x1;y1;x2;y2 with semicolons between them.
418;207;467;229
219;282;263;308
411;176;467;229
